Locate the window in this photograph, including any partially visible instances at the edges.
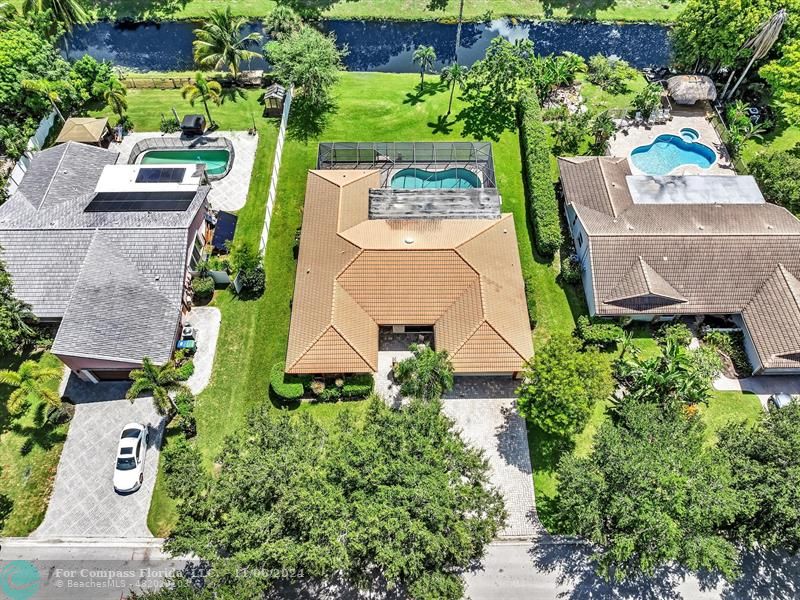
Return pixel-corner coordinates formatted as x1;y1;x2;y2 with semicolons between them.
577;233;584;248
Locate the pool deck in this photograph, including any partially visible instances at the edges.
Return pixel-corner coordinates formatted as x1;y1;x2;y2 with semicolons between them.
110;130;257;212
607;104;735;176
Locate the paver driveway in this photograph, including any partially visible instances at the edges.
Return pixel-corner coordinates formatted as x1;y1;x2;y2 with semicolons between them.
32;377;165;539
442;379;539;538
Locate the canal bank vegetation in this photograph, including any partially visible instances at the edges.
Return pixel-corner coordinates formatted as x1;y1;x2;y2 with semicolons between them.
8;0;684;24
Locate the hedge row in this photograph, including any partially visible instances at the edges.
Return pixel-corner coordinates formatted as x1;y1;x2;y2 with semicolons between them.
270;362;305;401
518;91;563;257
576;316;624;348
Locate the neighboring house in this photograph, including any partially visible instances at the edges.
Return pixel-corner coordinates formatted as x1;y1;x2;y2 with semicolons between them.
0;142;210;381
286;143;532;377
559;156;800;375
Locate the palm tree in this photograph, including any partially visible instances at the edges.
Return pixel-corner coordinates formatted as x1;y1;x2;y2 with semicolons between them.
126;357;188;416
440;63;468;115
193;6;263;79
412;45;437;87
263;5;302;41
723;9;787;100
22;0;89;30
591;111;616;151
393;343;454;401
94;77;127;118
21;78;66;122
0;359;62;415
182;73;223;127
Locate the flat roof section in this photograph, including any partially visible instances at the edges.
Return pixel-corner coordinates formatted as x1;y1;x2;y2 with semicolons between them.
626;175;764;205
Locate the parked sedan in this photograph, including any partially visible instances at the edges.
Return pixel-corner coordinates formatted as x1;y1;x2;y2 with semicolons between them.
113;423;149;493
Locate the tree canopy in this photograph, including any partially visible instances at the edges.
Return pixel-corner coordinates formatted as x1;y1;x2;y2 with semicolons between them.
749;145;800;216
516;334;613;437
192;6;262;78
164;397;505;599
554;401;742;581
759;39;800;125
0;257;37;354
392;343;454;401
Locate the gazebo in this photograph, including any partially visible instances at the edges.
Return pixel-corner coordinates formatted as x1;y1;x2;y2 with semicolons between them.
666;75;718;105
263;83;286;118
54;117;110;145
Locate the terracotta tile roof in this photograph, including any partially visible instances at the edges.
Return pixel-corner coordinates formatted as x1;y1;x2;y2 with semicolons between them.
286;169;532;374
560;156;800;371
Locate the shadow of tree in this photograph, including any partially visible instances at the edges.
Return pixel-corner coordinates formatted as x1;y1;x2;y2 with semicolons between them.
403;80;448;106
90;0;192;22
0;492;12;529
540;0;619;20
720;548;800;600
457;100;516;142
495;403;534;473
10;418;68;454
287;94;337;143
427;114;458;135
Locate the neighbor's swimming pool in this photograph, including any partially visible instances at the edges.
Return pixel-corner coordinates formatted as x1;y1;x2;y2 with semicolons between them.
140;149;230;177
391;167;480;189
630;134;716;176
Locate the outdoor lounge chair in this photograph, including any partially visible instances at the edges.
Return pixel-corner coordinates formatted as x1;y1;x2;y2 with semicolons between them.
634;111;643;126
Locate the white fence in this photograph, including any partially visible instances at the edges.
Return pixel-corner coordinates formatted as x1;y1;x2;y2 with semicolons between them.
259;87;293;255
5;110;58;195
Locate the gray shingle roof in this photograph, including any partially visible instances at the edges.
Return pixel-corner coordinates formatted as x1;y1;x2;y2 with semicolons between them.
561;156;800;371
0;143;208;366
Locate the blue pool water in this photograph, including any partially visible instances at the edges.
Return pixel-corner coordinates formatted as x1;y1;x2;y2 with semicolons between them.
391;168;480;189
630;134;716;176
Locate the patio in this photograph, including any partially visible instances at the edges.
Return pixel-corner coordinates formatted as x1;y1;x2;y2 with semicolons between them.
608;103;735;176
109;130;258;211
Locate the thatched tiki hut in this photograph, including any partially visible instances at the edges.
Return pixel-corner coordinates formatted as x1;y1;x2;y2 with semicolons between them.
666;75;717;105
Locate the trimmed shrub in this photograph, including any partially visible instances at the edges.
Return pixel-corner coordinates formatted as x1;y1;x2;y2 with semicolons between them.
518;90;562;257
342;373;374;398
191;276;215;300
175;359;195;381
524;273;537;329
163;436;205;500
160;115;180;133
655;322;693;347
577;315;624;347
238;264;266;297
560;254;582;284
270;362;304;401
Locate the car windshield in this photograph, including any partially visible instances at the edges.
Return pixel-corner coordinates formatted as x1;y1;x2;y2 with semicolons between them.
116;456;137;471
121;428;140;439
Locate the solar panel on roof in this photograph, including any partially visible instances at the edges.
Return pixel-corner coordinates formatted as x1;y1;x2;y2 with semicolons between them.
135;167;186;184
85;191;196;212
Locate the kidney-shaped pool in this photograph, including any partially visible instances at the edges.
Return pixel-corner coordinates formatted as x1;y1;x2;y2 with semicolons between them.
630;134;717;176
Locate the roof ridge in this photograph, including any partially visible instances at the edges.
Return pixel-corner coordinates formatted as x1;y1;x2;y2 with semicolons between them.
596;158;619;218
454;214;512;250
452;320;526;364
37;143;70;210
435;281;485;355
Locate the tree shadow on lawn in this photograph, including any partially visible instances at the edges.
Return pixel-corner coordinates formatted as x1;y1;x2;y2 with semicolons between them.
527;423;574;529
403;80;448;106
89;0;191;21
427;114;459;135
9;404;68;455
287;95;337;143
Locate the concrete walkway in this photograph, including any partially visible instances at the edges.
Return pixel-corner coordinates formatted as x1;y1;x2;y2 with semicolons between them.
184;307;221;395
32;379;165;539
714;374;800;408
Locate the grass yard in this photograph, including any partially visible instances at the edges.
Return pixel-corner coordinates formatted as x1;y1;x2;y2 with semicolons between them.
0;352;67;536
9;0;683;23
742;122;800;164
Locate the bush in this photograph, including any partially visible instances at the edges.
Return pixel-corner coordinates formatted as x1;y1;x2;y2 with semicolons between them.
702;329;752;375
560;254;582;284
577;315;624;347
174;389;197;437
270;361;304;401
191;276;214;300
587;54;636;94
518;91;563;256
342;373;374;398
175;359;195;381
163;435;205;500
750;146;800;217
524;273;538;329
238;264;266;297
655;322;692;347
160;115;180;133
116;114;134;132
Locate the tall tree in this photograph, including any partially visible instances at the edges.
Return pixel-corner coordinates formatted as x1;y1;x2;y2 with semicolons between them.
21;78;67;122
0;358;62;415
718;402;800;552
759;39;800;125
0;257;37;354
412;45;437;86
393;343;454;401
181;73;222;126
192;6;262;79
440;63;468;115
749;145;800;216
126;357;188;416
555;401;742;581
516;335;613;438
22;0;88;31
165;397;505;599
263;5;302;41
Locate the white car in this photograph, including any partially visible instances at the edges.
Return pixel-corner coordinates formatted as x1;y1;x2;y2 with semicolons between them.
113;423;149;493
768;393;798;410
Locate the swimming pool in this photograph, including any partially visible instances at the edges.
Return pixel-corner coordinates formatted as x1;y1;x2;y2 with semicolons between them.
630;134;716;176
391;167;480;189
140;149;231;177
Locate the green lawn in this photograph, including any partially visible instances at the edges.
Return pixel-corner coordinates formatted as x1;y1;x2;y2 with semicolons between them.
742;122;800;164
10;0;683;23
0;352;68;536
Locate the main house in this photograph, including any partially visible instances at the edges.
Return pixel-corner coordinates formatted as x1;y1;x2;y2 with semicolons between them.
0;142;210;381
286;142;533;377
560;156;800;375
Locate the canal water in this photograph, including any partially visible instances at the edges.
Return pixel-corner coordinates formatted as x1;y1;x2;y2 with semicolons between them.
65;18;671;72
